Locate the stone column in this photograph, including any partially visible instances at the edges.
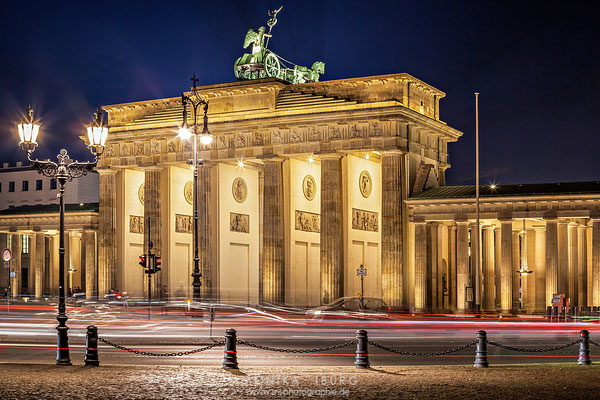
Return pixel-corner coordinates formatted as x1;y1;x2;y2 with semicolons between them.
578;225;588;307
482;226;495;312
144;166;162;296
512;229;520;313
83;231;96;299
592;219;600;306
262;158;285;304
494;226;501;311
448;224;457;311
456;222;469;312
198;163;214;300
545;219;558;305
98;169;117;297
533;226;546;311
568;223;579;306
426;222;438;311
381;150;403;309
469;224;480;311
500;220;513;313
10;233;21;297
33;233;44;298
320;154;343;305
557;220;569;298
414;222;427;312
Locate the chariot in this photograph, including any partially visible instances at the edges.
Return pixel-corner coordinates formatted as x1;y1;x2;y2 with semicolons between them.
234;7;325;85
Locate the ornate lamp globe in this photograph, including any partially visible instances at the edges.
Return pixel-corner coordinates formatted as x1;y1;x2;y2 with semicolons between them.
17;105;40;153
86;107;109;156
199;125;213;145
177;122;192;141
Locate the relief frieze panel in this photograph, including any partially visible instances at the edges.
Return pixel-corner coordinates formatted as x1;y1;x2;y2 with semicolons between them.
295;210;320;233
134;142;145;156
230;213;250;233
129;215;144;234
352;208;378;232
175;214;193;234
121;143;132;156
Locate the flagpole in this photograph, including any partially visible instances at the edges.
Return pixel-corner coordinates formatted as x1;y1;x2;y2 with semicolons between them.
475;92;481;313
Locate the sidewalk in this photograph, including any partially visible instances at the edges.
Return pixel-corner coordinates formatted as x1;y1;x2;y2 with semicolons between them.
0;363;598;399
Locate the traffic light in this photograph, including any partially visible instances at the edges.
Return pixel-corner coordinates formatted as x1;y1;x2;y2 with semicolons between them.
139;255;146;268
154;256;161;272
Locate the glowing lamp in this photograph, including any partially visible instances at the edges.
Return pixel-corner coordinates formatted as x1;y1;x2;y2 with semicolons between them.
177;125;192;141
199;123;213;145
17;106;40;153
86;108;109;155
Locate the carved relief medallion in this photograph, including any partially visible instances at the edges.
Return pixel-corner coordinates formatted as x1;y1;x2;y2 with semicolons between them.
232;178;247;203
175;214;193;233
129;216;144;234
295;210;320;233
184;181;193;205
352;208;378;232
359;170;372;198
138;184;145;205
302;175;317;201
230;213;249;233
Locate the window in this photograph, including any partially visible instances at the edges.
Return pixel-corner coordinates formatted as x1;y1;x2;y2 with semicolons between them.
21;235;29;254
50;179;57;190
22;180;28;191
36;179;43;190
9;181;15;192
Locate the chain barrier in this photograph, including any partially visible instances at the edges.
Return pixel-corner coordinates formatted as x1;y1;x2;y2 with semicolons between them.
367;340;477;356
97;337;225;357
236;339;356;353
486;338;581;353
588;339;600;348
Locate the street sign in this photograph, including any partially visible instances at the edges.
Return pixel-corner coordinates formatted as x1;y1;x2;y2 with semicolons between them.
10;272;15;278
357;268;367;276
2;248;11;262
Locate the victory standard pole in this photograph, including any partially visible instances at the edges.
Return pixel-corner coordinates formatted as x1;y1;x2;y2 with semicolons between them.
475;92;481;313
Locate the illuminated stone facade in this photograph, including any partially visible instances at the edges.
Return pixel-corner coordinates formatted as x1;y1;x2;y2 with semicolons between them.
94;73;459;307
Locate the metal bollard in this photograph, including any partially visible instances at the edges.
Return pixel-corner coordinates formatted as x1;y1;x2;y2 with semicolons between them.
222;328;239;369
84;325;100;366
578;330;592;365
355;330;370;369
474;330;489;368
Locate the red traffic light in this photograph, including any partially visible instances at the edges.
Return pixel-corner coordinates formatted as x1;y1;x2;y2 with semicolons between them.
139;255;147;268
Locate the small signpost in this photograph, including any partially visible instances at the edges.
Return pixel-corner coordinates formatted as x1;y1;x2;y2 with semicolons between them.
357;265;367;308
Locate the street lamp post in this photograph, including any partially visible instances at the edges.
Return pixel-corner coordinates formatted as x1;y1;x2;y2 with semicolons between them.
16;106;108;365
178;75;214;301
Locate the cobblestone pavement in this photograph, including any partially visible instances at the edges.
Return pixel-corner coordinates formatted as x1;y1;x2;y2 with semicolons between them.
0;363;599;399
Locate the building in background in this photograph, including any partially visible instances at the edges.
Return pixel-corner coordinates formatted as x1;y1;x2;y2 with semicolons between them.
0;162;98;298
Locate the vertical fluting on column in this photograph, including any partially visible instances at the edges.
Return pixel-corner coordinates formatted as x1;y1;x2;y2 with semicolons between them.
448;224;457;311
494;226;502;311
500;220;513;313
557;221;569;297
545;219;558;306
426;222;438;311
534;227;546;312
262;158;284;304
10;233;21;296
34;233;44;298
470;224;481;311
578;225;588;307
414;222;427;312
320;154;343;305
258;170;264;304
568;223;579;306
511;230;520;313
592;219;600;306
380;150;403;309
98;169;117;297
456;222;469;312
84;231;96;299
198;164;213;300
144;167;162;297
482;227;495;312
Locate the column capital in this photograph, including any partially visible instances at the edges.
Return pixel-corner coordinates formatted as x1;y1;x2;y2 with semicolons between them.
260;155;285;163
317;152;343;160
380;149;404;156
96;167;117;175
141;164;164;172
